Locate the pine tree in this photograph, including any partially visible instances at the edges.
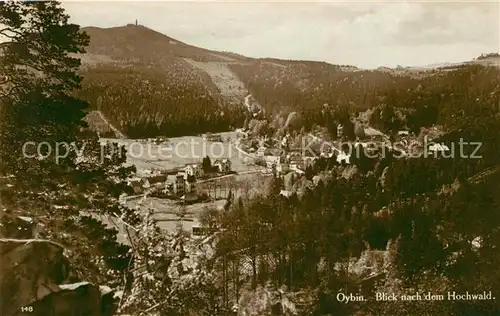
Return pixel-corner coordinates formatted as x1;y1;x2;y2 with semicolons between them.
0;1;134;284
202;155;212;173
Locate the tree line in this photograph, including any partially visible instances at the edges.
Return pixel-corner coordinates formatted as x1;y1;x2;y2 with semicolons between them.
76;63;245;138
230;61;499;137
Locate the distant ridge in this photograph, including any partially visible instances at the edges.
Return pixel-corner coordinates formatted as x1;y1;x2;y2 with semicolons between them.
76;24;498;138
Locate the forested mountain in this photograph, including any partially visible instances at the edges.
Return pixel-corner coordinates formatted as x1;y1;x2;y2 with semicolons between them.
76;25;248;137
77;24;381;138
77;24;499;140
231;62;499;134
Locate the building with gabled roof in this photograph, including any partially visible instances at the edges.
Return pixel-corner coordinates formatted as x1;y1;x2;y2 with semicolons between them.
184;163;203;179
428;143;450;154
213;158;231;173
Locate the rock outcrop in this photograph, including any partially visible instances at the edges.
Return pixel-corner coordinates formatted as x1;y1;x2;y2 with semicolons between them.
0;213;118;316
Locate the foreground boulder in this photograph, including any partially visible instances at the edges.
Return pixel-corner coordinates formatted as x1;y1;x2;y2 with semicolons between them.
0;215;118;316
26;282;102;316
0;238;66;316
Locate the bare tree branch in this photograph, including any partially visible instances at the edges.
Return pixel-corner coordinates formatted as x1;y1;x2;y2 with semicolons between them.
0;84;23;99
0;27;24;39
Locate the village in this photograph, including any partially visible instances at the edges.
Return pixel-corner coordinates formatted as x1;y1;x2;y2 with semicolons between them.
121;118;451;236
127;149;234;203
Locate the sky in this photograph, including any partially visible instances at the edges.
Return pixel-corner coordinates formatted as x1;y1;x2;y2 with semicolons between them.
63;0;500;69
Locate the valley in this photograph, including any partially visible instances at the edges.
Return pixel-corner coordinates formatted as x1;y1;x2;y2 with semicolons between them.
2;3;499;315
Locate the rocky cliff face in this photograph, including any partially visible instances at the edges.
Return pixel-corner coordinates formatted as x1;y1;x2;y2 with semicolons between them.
0;212;118;316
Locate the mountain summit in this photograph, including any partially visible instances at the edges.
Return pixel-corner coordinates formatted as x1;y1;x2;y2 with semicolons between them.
81;25;244;63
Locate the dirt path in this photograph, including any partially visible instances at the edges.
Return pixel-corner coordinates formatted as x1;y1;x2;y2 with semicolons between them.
95;110;126;138
197;169;262;184
468;164;500;184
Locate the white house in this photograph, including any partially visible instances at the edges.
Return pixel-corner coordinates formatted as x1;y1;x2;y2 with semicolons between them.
336;151;351;164
184;164;203;179
213;159;231;173
428;143;450;154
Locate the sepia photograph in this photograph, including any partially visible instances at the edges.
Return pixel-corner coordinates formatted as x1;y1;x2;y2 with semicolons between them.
0;0;499;315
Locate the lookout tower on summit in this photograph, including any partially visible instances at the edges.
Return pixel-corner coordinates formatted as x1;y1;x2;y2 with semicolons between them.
126;19;139;27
